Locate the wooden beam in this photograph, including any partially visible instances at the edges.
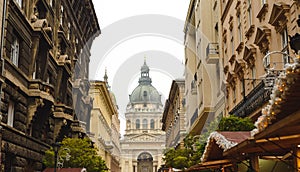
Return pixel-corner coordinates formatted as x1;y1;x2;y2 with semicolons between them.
295;147;300;172
187;159;233;171
249;155;259;172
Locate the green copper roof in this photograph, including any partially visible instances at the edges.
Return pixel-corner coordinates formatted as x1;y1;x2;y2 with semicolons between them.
129;59;161;104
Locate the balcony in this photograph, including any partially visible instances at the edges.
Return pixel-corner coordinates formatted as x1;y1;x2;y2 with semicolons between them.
104;141;114;150
53;103;73;121
229;81;271;118
206;43;219;64
29;79;55;102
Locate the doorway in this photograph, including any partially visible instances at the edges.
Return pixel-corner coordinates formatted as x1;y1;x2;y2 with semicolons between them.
137;152;153;172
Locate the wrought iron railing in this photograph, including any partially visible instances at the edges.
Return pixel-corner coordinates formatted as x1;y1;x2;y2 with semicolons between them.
229;81;271;117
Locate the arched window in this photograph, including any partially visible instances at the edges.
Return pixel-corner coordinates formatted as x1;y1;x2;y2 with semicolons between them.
150;119;155;129
143;119;148;129
136;119;140;129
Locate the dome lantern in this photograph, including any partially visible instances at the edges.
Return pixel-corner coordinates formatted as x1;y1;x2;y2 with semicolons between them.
129;58;162;105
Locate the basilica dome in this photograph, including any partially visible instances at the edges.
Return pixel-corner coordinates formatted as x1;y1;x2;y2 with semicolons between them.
130;84;161;104
129;59;162;105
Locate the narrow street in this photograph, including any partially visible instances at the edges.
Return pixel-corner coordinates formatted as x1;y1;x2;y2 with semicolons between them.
0;0;300;172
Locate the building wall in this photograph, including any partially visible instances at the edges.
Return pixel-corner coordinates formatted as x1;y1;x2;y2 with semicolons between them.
162;79;187;149
89;81;120;171
220;0;300;120
111;110;121;172
0;0;100;170
184;0;225;136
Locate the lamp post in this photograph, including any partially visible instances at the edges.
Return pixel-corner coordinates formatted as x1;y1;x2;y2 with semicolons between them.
57;147;71;168
52;142;61;172
262;51;296;90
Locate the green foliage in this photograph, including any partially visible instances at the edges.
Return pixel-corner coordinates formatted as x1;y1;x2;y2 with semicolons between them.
218;116;255;131
163;115;255;170
43;138;108;172
163;135;206;170
173;156;188;169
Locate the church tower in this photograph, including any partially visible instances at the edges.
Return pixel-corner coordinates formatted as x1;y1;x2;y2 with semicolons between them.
120;59;166;172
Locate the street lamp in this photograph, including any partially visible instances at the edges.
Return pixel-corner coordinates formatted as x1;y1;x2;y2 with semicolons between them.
52;142;61;172
289;15;300;55
57;147;71;168
290;33;300;54
262;51;296;89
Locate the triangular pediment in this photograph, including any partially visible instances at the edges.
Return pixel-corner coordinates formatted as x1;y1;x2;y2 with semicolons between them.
125;133;160;142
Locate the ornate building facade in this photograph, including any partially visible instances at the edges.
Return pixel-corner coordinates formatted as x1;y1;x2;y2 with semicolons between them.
162;79;187;149
184;0;300;171
184;0;225;136
0;0;100;171
120;60;165;172
89;78;121;172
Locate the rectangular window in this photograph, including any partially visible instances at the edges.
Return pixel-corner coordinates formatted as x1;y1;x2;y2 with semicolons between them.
281;28;289;64
60;5;64;25
150;119;155;129
265;55;270;68
233;87;236;102
32;62;36;79
67;22;71;40
237;14;242;42
281;28;288;48
142;119;147;129
247;0;252;27
240;79;244;95
11;36;19;67
230;30;234;55
223;40;227;61
251;67;256;88
136;119;140;129
7;101;15;127
261;0;267;6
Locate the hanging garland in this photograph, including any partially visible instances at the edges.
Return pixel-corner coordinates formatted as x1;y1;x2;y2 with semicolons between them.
201;131;238;162
251;57;300;136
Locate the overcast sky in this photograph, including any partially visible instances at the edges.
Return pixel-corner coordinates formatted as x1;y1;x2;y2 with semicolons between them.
90;0;190;135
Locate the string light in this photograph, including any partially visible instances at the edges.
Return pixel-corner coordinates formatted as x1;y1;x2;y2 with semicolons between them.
251;52;300;137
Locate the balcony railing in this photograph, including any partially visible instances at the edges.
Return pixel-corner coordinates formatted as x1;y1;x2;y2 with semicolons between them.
206;43;219;64
229;81;271;118
29;79;55;102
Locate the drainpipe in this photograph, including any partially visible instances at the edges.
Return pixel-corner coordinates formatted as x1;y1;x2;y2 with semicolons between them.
0;0;7;168
0;0;7;75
